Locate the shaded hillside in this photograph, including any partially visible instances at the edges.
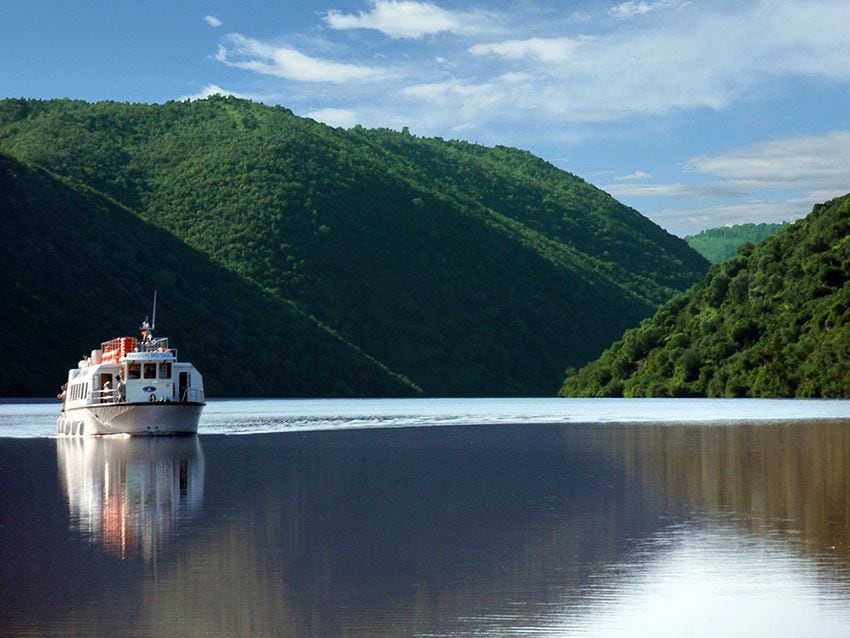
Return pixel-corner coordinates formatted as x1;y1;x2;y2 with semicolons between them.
685;223;787;263
561;194;850;397
0;154;418;397
0;97;708;395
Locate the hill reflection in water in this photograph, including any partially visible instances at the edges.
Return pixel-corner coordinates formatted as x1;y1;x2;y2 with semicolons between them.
4;418;850;636
137;421;850;636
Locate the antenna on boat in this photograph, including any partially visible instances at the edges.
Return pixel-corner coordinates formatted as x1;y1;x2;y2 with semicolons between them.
151;290;157;332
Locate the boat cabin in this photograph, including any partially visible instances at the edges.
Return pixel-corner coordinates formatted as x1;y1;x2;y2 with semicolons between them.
63;335;204;408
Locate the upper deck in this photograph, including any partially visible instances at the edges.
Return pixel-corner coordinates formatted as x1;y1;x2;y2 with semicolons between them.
62;333;203;409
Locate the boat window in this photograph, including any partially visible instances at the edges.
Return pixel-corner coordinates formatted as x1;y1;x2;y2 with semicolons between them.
159;362;172;379
143;363;156;379
128;363;141;379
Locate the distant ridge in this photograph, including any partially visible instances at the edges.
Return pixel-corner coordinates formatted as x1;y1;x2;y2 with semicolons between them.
561;194;850;397
685;222;788;263
0;96;708;396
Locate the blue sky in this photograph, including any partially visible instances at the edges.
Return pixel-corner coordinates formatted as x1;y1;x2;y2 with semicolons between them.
2;0;850;235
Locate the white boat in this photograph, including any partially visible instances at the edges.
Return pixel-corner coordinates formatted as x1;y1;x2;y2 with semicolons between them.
57;318;205;436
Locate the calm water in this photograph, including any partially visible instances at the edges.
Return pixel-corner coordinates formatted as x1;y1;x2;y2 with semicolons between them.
3;398;850;636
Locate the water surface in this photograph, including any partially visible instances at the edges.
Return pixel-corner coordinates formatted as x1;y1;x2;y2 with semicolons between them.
2;399;850;636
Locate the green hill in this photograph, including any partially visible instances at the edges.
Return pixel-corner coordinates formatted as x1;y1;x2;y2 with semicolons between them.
560;194;850;398
0;154;418;397
685;223;788;263
0;96;708;396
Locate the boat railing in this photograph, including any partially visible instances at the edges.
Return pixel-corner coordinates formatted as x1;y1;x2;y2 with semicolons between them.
92;388;120;404
138;337;170;353
182;388;205;403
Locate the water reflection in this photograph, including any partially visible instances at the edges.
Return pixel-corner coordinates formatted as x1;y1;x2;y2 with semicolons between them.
121;422;850;636
583;420;850;561
57;436;205;560
5;419;850;636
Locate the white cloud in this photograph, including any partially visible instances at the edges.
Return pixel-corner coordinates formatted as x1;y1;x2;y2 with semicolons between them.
684;130;850;186
325;0;491;39
179;84;248;101
607;131;850;202
649;200;810;237
608;0;685;19
469;37;585;63
304;107;359;128
615;170;653;181
216;34;391;83
603;130;850;234
203;15;222;28
432;0;850;123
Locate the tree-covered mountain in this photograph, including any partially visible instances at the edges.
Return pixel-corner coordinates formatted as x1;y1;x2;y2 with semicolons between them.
685;223;788;263
0;96;708;396
0;153;418;397
560;194;850;398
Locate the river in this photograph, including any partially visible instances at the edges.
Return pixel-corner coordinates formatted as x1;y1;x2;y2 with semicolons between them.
2;398;850;636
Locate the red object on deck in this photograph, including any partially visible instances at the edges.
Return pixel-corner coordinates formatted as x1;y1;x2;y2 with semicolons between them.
101;337;138;363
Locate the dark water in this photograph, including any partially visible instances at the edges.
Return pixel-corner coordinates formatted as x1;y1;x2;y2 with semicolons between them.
3;406;850;636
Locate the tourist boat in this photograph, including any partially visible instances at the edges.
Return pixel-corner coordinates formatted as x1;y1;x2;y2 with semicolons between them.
57;317;205;436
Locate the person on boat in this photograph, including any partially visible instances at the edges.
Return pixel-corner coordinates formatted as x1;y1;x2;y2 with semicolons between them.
140;319;152;343
103;378;112;402
116;375;126;402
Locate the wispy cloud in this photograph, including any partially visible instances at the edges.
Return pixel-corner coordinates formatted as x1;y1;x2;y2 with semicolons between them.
216;34;391;83
649;200;811;237
604;130;850;234
304;107;358;128
469;37;585;63
610;131;850;200
608;0;685;19
203;15;222;28
405;0;850;124
324;0;494;39
683;131;850;186
178;83;284;103
615;170;653;181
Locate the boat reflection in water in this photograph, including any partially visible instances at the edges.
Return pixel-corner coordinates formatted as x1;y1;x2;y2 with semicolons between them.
56;435;204;560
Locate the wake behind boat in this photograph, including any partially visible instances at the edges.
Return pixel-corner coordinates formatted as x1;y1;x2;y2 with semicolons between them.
57;313;205;436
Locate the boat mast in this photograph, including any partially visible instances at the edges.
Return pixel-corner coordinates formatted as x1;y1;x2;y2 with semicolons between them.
151;290;157;332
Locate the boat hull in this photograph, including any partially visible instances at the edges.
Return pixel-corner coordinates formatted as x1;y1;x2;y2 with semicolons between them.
58;402;204;436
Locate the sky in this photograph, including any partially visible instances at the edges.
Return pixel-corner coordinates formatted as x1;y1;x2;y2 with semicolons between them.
2;0;850;236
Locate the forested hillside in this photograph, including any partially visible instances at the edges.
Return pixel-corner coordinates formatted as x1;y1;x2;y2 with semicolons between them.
685;223;787;263
561;194;850;397
0;97;708;396
0;154;418;397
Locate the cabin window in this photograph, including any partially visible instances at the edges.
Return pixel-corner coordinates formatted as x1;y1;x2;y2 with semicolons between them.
159;362;172;379
143;363;156;379
128;363;141;379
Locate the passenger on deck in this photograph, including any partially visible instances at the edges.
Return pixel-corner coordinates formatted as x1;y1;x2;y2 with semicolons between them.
103;378;112;403
117;375;126;402
140;319;152;343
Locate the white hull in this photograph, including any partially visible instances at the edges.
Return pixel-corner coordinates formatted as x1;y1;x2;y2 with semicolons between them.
58;402;203;436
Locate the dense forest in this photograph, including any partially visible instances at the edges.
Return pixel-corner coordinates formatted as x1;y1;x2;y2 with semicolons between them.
0;154;418;397
561;193;850;397
685;223;788;263
0;96;707;396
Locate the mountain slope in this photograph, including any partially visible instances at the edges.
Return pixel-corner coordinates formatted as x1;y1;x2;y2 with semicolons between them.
685;223;788;263
0;97;708;396
0;154;419;397
560;194;850;397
